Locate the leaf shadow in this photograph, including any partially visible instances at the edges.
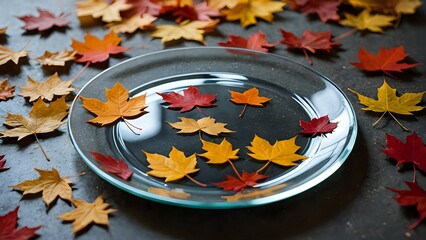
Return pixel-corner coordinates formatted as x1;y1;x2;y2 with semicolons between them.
22;26;70;39
41;61;74;75
0;57;29;76
0;34;7;44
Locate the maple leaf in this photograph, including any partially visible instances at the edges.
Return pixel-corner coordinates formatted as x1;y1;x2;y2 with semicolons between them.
198;138;239;164
297;0;340;22
0;44;30;65
218;31;277;52
387;181;426;229
299;115;338;137
229;87;271;117
76;0;132;22
208;0;239;9
143;146;205;186
10;168;73;206
247;135;308;168
148;187;191;199
157;85;216;112
222;0;285;27
340;9;396;33
351;46;420;77
18;8;71;31
0;155;10;171
90;152;133;180
72;31;129;63
106;14;157;33
0;26;7;34
19;73;75;102
0;78;15;101
383;132;426;172
280;29;340;65
168;117;234;136
215;171;268;191
162;1;222;22
348;0;422;15
0;207;42;240
58;195;116;234
34;50;76;66
151;19;219;44
348;80;424;131
222;184;287;202
124;0;162;17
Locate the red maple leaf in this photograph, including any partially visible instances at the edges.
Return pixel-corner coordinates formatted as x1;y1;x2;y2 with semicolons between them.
214;171;268;191
0;155;10;172
91;152;133;180
296;0;340;22
351;46;420;77
124;0;162;17
157;86;216;112
0;207;42;240
18;8;71;31
382;132;426;173
218;31;277;52
300;115;338;137
280;29;340;65
162;1;221;22
387;181;426;229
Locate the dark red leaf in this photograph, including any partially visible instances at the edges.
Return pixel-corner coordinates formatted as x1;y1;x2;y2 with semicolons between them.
214;171;268;191
387;181;426;229
162;1;221;22
297;0;340;22
0;207;42;240
157;86;217;112
300;115;338;137
218;31;277;52
91;152;133;180
382;132;426;172
124;0;162;17
0;155;10;171
18;8;70;31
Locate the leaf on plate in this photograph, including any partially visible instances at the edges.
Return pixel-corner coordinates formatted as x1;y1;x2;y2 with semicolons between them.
207;0;239;10
34;50;76;66
157;85;216;112
299;115;338;137
215;171;268;191
151;19;219;44
10;168;73;206
0;78;15;101
348;0;422;15
0;44;30;65
340;9;396;33
76;0;132;22
123;0;162;17
218;31;277;52
387;181;426;229
348;80;424;131
351;46;420;77
18;8;71;31
90;152;133;180
0;26;7;34
229;87;271;118
221;0;285;27
148;187;191;199
297;0;341;22
198;138;239;164
143;146;205;186
106;14;157;33
168;117;234;137
161;1;222;22
72;31;129;63
0;207;42;240
280;29;340;65
19;73;75;102
0;154;10;171
58;195;116;234
222;184;287;202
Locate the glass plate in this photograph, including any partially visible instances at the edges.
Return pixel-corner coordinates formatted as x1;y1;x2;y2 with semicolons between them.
68;47;357;209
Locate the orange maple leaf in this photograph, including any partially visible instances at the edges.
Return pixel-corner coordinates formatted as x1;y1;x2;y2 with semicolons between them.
229;87;271;117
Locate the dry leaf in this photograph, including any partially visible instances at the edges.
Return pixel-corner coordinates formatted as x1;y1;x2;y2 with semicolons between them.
9;168;73;206
0;154;10;171
0;79;15;101
161;1;222;22
19;73;75;102
198;138;239;164
208;0;239;10
229;87;271;117
106;14;157;33
340;9;396;33
148;187;191;199
297;0;341;22
0;45;30;65
168;117;234;136
34;50;76;66
218;31;277;52
124;0;162;17
76;0;132;22
0;26;7;34
18;8;71;31
348;0;422;15
58;195;116;234
0;207;42;240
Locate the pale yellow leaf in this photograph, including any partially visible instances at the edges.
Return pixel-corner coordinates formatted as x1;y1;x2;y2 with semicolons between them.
19;73;75;102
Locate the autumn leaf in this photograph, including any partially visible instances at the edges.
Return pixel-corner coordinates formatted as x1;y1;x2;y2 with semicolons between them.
19;73;75;102
168;117;234;136
0;207;42;240
299;115;338;137
106;14;157;33
351;46;420;77
157;85;216;112
0;26;7;34
162;1;222;22
148;187;191;199
0;154;10;171
348;0;422;15
18;8;71;31
222;184;286;202
229;87;271;117
383;132;426;173
297;0;340;22
76;0;132;22
348;80;424;131
151;19;219;44
198;138;239;163
58;195;116;234
143;146;205;186
215;171;268;191
218;31;277;52
72;31;129;63
340;9;396;33
124;0;162;17
221;0;285;27
387;181;426;229
10;168;73;206
0;44;30;65
90;152;133;180
0;78;15;101
280;29;340;65
34;50;76;66
208;0;239;10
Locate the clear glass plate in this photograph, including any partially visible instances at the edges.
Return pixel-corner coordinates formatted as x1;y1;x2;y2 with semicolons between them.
68;47;357;209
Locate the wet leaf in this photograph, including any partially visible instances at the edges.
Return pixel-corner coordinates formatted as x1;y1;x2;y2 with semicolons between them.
148;187;191;199
229;87;271;117
0;79;15;101
168;117;233;136
157;85;216;112
18;8;71;31
0;207;42;240
215;171;268;191
19;73;75;102
222;184;287;202
299;115;338;137
198;138;239;164
340;9;396;33
90;152;133;180
34;50;76;66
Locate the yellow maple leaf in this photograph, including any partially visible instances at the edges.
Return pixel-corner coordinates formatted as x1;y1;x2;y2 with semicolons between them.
348;80;424;131
151;19;219;44
0;78;15;101
106;14;157;33
247;135;308;167
208;0;239;9
19;73;75;102
168;116;234;136
76;0;132;22
9;168;73;206
348;0;422;15
163;0;193;7
58;195;116;233
198;138;239;164
34;50;76;66
340;9;396;33
148;187;191;199
0;44;30;65
222;0;285;27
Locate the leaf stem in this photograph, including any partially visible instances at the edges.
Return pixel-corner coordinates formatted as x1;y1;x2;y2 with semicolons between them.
121;117;142;134
64;172;86;179
186;175;206;187
372;112;387;127
196;106;206;115
256;161;271;174
238;104;247;118
332;28;358;41
413;165;417;183
20;40;31;52
302;49;313;65
388;112;409;131
70;62;89;82
228;160;242;180
198;130;203;140
34;133;49;161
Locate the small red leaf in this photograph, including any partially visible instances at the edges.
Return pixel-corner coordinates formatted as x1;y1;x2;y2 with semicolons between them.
0;155;10;171
218;31;277;52
0;206;42;240
300;115;338;137
297;0;340;22
91;152;133;180
214;171;268;191
157;86;217;112
162;2;221;22
18;8;71;31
